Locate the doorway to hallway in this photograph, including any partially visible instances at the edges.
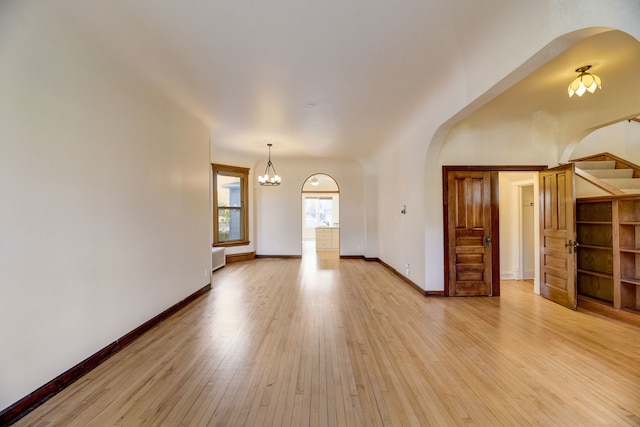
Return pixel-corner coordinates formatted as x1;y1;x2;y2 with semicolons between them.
442;165;546;296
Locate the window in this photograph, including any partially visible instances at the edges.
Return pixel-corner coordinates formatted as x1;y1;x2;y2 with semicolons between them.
305;196;334;228
213;164;249;246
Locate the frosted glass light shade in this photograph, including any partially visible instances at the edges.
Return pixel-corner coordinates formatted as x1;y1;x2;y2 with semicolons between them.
568;66;601;98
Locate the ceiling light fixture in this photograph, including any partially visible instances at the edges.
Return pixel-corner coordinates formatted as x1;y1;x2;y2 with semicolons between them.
310;176;319;186
258;143;281;186
568;65;601;98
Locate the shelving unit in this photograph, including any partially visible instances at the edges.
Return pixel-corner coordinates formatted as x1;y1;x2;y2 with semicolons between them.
576;201;614;305
576;196;640;324
618;199;640;311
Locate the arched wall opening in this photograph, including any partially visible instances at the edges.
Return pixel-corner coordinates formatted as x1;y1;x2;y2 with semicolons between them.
422;27;640;292
301;173;340;256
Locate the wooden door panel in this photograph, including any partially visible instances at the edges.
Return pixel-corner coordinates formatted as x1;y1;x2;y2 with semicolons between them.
448;171;492;296
540;164;577;309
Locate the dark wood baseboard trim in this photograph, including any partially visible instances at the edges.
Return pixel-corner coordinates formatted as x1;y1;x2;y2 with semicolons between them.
0;283;211;426
255;254;302;259
425;291;445;297
226;251;256;264
578;296;640;327
376;258;426;296
339;255;379;262
338;255;429;295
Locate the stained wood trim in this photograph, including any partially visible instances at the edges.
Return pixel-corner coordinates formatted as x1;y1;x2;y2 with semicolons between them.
577;193;640;203
570;152;640;178
578;295;640;327
443;168;450;296
226;251;256;263
425;290;445;297
340;255;380;262
212;163;250;246
490;171;501;296
442;165;547;172
574;168;626;195
375;258;427;296
630;117;640;124
0;283;211;426
214;240;251;248
339;256;430;296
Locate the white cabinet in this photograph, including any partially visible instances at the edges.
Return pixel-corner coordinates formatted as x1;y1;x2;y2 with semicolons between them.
315;227;339;251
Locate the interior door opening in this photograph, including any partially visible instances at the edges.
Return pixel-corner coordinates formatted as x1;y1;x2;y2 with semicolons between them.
443;166;546;297
301;174;339;258
498;172;539;294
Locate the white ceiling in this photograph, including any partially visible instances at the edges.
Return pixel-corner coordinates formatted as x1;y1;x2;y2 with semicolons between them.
456;30;640;137
55;1;639;161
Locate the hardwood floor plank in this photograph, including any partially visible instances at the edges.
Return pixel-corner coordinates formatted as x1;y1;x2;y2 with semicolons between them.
12;259;640;427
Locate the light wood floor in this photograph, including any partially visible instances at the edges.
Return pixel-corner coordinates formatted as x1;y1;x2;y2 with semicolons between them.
15;252;640;426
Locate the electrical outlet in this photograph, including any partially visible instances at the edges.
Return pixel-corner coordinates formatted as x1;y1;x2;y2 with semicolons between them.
405;263;410;276
204;268;210;277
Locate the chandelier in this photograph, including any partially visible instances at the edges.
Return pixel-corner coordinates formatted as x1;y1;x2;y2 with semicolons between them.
258;143;281;186
568;65;601;98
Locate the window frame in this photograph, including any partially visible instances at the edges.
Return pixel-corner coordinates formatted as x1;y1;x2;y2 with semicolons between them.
212;164;250;247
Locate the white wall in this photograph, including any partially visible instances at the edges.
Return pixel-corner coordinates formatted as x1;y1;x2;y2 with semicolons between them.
521;185;536;280
499;174;520;280
0;3;210;410
498;174;537;281
569;120;640;163
254;157;365;256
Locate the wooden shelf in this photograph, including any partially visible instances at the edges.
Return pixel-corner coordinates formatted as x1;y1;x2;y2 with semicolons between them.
577;294;614;308
577;269;612;279
578;244;611;250
577;196;640;318
620;277;640;286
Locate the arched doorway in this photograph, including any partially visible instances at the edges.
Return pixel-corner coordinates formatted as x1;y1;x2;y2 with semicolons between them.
301;174;340;257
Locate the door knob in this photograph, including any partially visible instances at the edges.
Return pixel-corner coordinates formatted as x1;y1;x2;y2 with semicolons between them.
565;240;578;254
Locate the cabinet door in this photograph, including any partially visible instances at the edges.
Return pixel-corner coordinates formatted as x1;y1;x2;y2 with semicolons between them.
316;239;332;249
315;228;330;239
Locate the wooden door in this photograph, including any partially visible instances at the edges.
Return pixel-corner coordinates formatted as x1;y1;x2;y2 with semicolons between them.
539;164;577;309
446;171;494;296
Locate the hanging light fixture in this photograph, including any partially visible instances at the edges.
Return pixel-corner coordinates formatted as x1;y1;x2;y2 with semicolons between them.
258;143;281;186
568;65;601;98
310;176;319;186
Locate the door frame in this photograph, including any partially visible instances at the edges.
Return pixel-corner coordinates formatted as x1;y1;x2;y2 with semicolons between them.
442;165;547;297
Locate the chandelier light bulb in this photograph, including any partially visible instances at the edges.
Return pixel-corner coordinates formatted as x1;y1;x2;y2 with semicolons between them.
258;144;282;186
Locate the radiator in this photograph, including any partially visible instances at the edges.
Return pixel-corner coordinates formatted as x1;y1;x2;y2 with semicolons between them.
212;247;226;271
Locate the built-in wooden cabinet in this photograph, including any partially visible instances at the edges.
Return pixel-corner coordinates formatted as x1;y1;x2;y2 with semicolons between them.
618;199;640;311
315;227;339;251
576;196;640;324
